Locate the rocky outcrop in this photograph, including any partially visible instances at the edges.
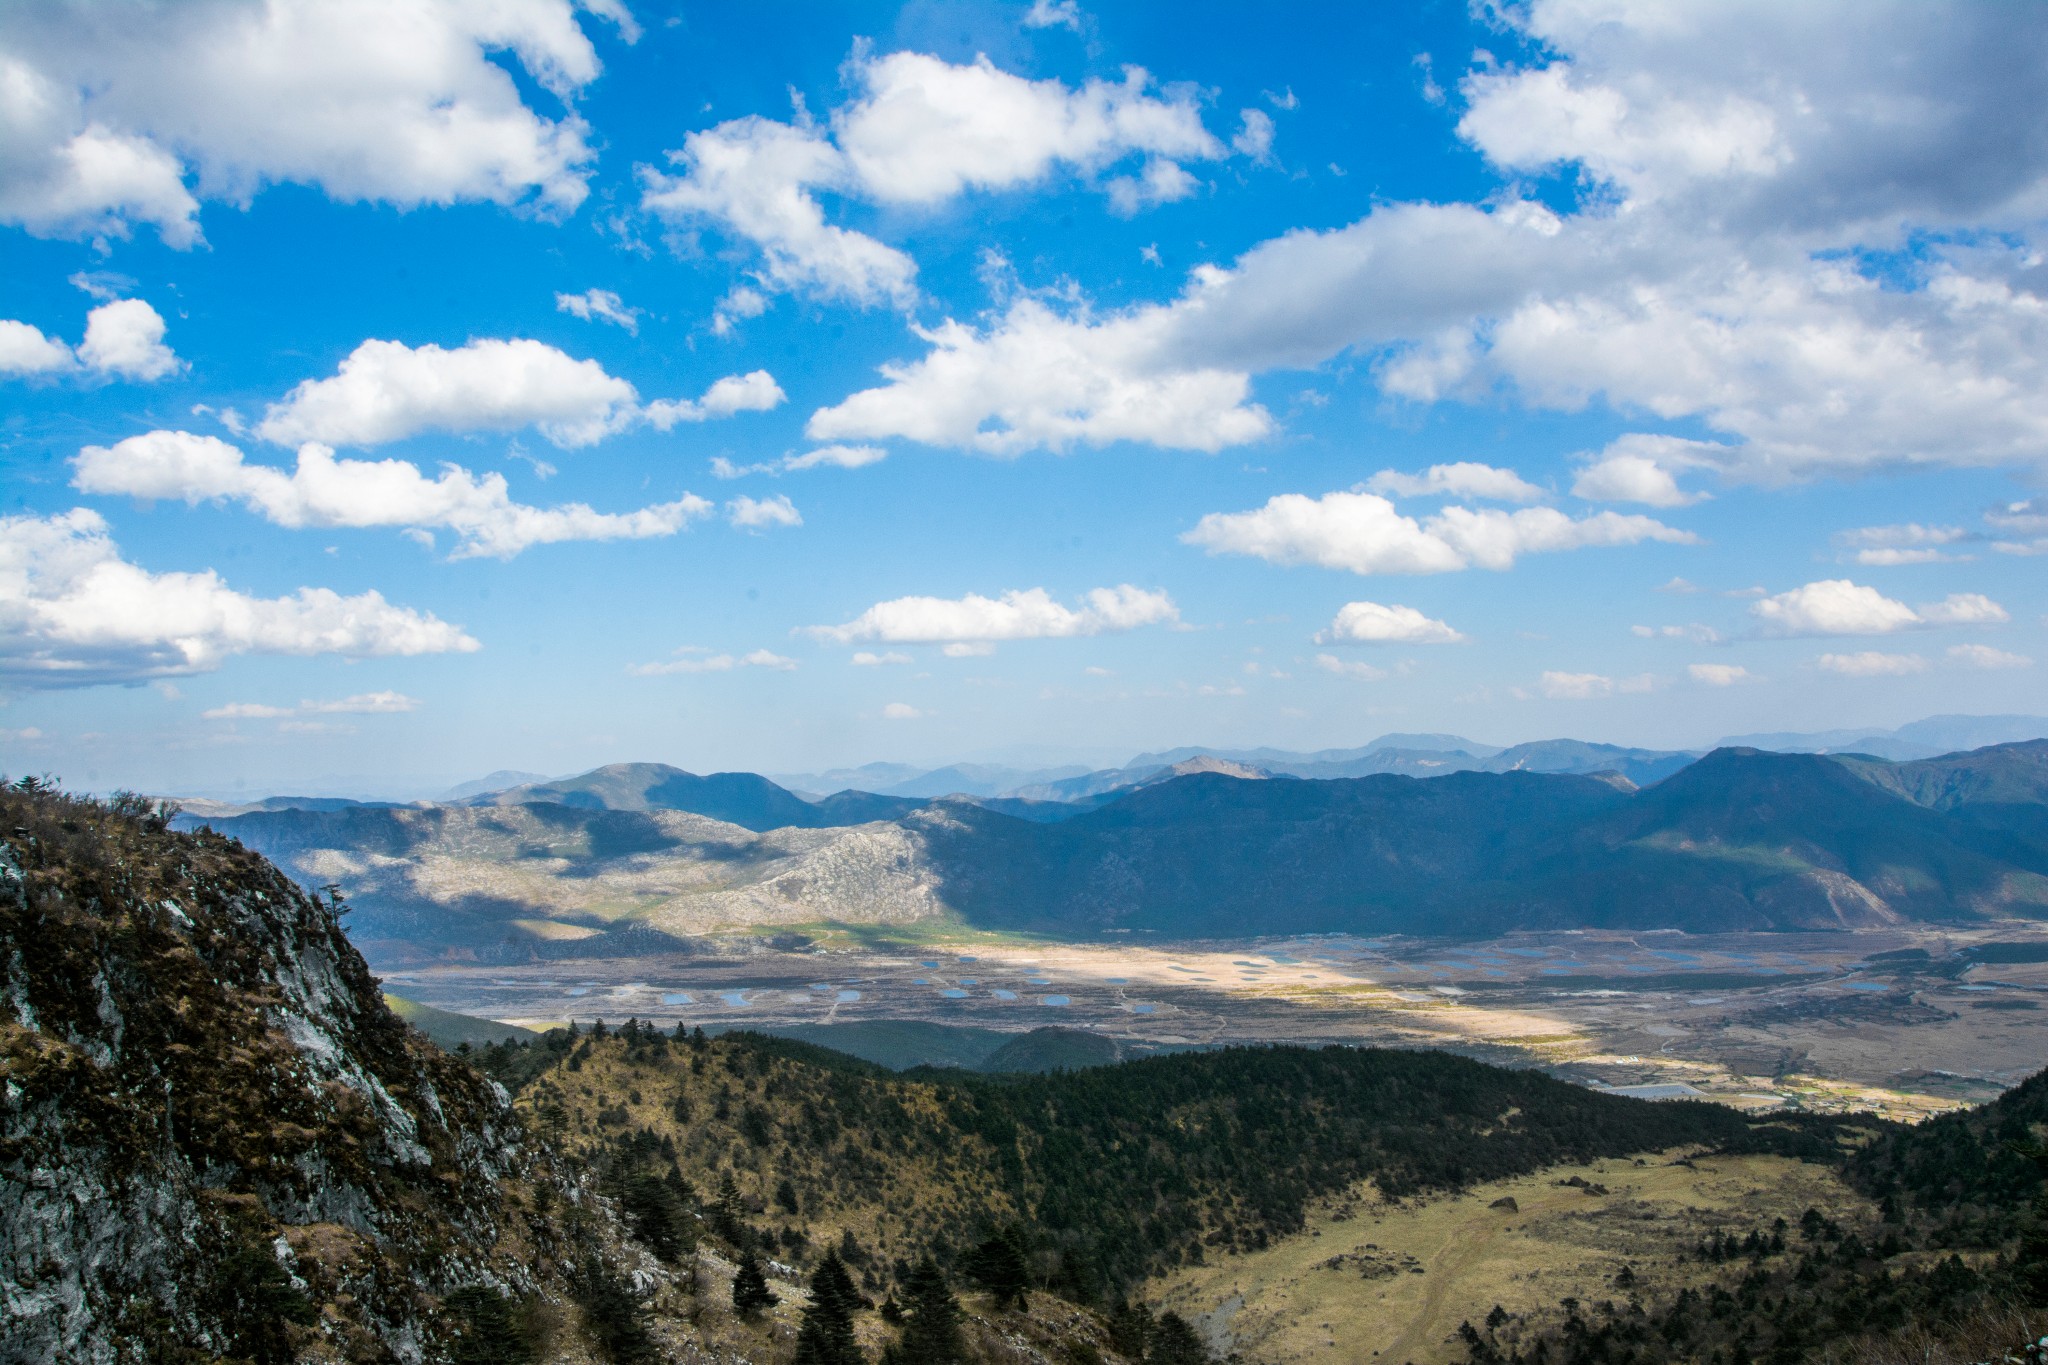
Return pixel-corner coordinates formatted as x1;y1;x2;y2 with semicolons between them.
0;784;576;1363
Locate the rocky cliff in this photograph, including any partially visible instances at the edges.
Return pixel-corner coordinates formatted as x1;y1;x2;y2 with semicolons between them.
0;781;591;1363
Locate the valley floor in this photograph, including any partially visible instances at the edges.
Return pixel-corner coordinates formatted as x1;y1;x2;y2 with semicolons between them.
382;923;2048;1119
1149;1151;1871;1365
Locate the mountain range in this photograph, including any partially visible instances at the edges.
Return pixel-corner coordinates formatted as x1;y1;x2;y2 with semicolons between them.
181;739;2048;958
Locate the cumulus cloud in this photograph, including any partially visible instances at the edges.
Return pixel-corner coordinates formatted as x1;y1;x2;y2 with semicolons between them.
807;584;1178;644
0;320;76;376
711;285;769;337
1816;651;1929;677
1751;580;2008;636
1106;158;1200;216
809;297;1271;455
1834;522;1977;566
726;494;802;530
0;508;477;687
712;444;889;478
555;288;641;332
1633;622;1720;643
1;298;182;381
844;5;2048;478
1948;643;2032;670
1314;654;1387;681
1315;601;1463;645
0;0;618;246
642;48;1235;308
1022;0;1082;31
1687;663;1754;686
1571;447;1710;508
204;689;422;720
1364;462;1545;503
257;338;641;448
1539;671;1614;700
1183;489;1693;574
645;370;787;428
641;116;919;308
628;647;797;677
851;650;912;666
882;701;925;719
72;429;714;560
77;299;182;380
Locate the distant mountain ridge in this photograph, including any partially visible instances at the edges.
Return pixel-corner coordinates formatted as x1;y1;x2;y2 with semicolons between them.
186;740;2048;956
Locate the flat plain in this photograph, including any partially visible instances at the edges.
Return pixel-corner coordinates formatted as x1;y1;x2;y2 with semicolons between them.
384;921;2048;1119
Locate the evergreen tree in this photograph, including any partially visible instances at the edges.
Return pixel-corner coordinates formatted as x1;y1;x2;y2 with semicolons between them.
793;1251;866;1365
965;1226;1031;1310
713;1170;748;1246
732;1249;779;1317
444;1286;534;1365
1146;1311;1212;1365
886;1258;966;1365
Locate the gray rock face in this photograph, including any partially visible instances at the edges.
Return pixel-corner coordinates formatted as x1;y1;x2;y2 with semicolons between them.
0;790;546;1364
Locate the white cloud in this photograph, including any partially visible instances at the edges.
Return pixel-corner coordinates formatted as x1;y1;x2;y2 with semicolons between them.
1917;593;2009;626
786;444;887;471
1232;108;1275;161
1314;653;1387;681
726;494;802;530
1816;651;1928;677
306;689;420;714
1753;581;1916;636
642;48;1233;308
0;320;75;376
75;298;181;380
628;647;798;677
942;641;997;658
1;298;182;381
712;444;889;479
257;338;641;448
851;650;912;666
1364;462;1545;503
645;370;787;428
1022;0;1082;31
834;51;1221;206
1751;580;2008;636
1106;158;1199;216
641;116;920;307
873;4;2048;483
0;508;477;687
0;0;616;247
204;689;422;720
1183;489;1693;574
882;701;924;719
1633;622;1720;643
1315;601;1463;645
811;296;1271;455
1949;644;2032;670
555;288;641;333
1539;671;1613;700
1571;446;1709;508
808;584;1177;644
73;430;714;560
1687;663;1753;686
711;285;769;337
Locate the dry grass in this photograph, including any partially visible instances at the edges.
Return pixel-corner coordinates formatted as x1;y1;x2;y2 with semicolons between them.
1152;1150;1870;1365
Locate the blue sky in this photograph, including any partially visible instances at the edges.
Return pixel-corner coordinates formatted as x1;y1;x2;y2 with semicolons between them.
2;0;2045;796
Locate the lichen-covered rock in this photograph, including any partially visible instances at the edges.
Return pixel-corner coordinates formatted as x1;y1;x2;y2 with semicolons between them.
0;784;571;1364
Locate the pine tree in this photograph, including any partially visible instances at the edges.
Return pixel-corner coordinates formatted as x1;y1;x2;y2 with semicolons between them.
1146;1311;1213;1365
965;1226;1031;1310
732;1249;779;1317
793;1251;866;1365
887;1258;966;1364
713;1170;748;1246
